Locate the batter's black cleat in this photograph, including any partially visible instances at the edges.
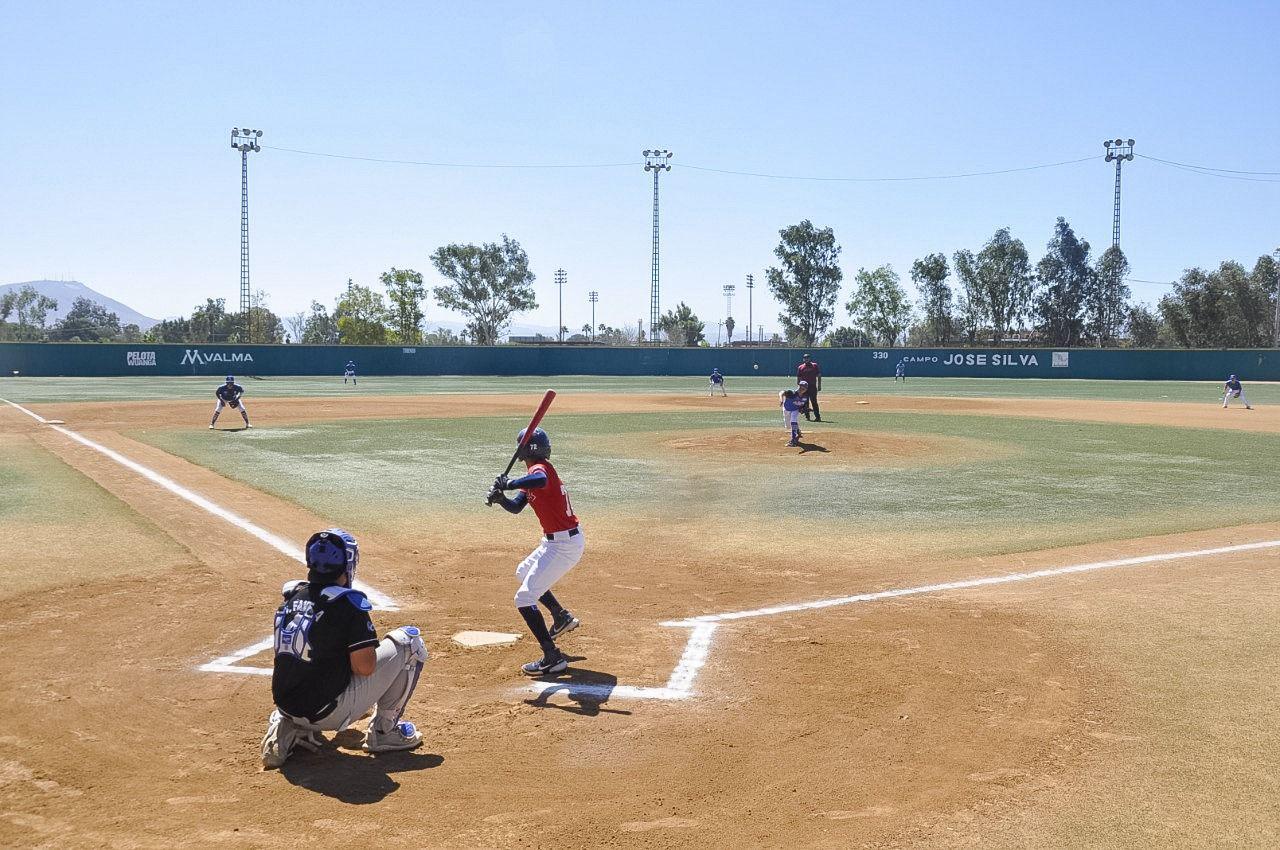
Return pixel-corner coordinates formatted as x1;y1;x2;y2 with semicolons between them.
522;651;569;676
548;612;580;639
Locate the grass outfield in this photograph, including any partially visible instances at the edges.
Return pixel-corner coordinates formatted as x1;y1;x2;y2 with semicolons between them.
132;406;1280;560
2;373;1276;403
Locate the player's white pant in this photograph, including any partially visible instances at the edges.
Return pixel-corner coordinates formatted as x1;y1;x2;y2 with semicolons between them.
783;410;799;429
709;381;726;396
284;635;423;733
211;399;249;424
1223;390;1251;408
514;530;584;608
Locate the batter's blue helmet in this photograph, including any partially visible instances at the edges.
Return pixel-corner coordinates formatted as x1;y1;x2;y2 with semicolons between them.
517;427;551;461
306;528;360;586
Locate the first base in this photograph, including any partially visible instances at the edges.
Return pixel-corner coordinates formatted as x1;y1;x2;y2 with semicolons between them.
452;631;521;648
46;419;66;424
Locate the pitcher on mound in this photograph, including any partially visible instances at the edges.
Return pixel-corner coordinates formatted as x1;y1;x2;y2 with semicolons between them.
486;427;584;676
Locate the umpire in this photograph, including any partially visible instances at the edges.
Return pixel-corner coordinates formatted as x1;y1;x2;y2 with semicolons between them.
261;528;427;768
797;353;822;421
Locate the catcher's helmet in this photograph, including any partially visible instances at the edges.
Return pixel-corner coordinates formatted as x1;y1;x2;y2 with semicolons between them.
517;427;551;461
306;528;359;586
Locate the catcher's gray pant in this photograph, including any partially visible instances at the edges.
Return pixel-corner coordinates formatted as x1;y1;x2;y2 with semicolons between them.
286;636;423;734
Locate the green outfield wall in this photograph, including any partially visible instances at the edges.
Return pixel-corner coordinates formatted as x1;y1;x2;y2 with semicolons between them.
1;342;1277;380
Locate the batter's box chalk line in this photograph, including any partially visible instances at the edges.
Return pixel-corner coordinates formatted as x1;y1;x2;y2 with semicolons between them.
7;398;1279;701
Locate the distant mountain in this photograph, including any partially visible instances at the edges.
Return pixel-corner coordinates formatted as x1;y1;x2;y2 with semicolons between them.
0;280;159;330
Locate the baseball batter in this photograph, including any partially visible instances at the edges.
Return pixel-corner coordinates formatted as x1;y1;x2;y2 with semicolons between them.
261;528;427;769
486;427;583;676
1223;374;1253;409
344;361;357;385
709;367;727;397
210;375;251;430
780;389;804;447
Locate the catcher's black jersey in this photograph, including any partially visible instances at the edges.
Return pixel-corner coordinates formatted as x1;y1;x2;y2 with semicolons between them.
216;383;244;402
271;581;379;720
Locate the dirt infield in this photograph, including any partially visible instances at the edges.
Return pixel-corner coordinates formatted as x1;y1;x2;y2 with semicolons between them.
655;428;1010;466
3;395;1280;847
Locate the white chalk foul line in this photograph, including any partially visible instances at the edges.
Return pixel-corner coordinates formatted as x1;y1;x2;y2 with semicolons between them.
529;534;1280;704
660;538;1280;627
526;622;718;702
2;398;397;676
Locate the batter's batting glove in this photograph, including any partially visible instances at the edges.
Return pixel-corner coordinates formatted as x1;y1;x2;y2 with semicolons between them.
485;487;503;507
493;475;510;491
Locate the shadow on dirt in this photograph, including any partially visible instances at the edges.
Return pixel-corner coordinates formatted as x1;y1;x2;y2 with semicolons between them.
523;657;633;717
280;731;444;803
794;440;829;454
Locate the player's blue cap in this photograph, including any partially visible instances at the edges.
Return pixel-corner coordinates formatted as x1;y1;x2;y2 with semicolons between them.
225;375;235;382
1230;374;1237;380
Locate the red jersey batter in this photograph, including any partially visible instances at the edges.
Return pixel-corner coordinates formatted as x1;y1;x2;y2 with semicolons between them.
522;461;579;534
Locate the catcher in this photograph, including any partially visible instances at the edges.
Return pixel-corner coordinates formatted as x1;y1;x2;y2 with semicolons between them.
261;528;427;769
210;375;252;430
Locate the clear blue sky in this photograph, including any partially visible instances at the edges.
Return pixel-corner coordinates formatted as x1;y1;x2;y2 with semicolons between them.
3;1;1277;336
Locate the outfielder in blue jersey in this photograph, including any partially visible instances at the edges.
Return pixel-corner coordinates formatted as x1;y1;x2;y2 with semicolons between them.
709;368;726;397
344;361;357;385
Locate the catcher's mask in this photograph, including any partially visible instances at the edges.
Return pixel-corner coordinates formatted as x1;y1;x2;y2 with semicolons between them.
517;427;551;461
306;528;359;587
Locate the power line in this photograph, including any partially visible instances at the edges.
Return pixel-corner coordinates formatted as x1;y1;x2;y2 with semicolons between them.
1136;153;1280;176
1136;155;1280;183
263;145;635;169
677;156;1097;182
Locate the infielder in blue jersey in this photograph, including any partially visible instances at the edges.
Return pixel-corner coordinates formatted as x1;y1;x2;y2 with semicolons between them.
780;389;805;447
210;376;251;430
894;361;906;382
344;361;357;385
1223;374;1252;409
709;368;726;397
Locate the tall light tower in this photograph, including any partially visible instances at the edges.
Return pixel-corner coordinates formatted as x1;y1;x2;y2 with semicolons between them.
555;268;567;342
745;274;754;344
588;290;599;342
643;149;673;344
723;283;735;345
231;128;263;342
1103;138;1135;248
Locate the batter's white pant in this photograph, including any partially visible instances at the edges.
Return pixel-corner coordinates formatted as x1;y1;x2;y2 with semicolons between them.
1224;390;1251;408
514;530;584;608
286;636;423;734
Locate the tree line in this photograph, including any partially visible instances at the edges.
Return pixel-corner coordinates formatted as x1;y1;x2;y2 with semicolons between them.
754;217;1278;349
5;225;1275;349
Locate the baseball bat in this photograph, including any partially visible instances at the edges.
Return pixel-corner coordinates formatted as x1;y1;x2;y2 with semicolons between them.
499;389;557;479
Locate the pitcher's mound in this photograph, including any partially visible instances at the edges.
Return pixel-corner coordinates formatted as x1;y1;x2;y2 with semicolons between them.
660;429;1001;465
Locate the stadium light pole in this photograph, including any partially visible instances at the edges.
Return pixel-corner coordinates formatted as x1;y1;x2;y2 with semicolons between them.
588;290;599;342
643;149;673;344
1103;138;1135;248
745;274;754;344
231;128;263;342
555;268;567;343
723;283;735;345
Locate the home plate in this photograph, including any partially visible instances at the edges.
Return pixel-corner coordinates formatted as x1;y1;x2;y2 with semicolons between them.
452;631;521;648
